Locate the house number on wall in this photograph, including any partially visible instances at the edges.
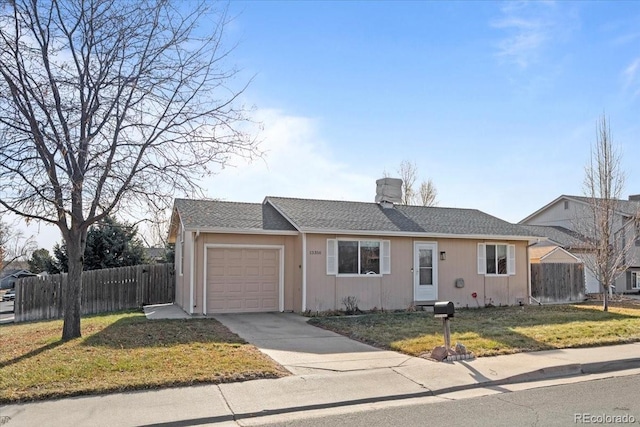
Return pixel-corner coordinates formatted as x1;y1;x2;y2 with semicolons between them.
309;250;322;255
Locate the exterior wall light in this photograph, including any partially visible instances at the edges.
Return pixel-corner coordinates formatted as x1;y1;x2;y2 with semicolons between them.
440;251;446;261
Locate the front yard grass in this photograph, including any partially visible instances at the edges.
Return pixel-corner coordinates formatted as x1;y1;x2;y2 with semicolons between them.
308;303;640;357
0;311;287;403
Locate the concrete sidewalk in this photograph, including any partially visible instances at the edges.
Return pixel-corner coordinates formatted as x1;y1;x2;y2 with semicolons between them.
2;309;640;426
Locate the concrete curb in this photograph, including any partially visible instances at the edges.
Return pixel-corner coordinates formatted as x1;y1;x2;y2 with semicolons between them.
431;357;640;396
197;358;640;424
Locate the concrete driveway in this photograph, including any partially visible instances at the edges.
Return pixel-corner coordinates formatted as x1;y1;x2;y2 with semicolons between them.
213;312;413;375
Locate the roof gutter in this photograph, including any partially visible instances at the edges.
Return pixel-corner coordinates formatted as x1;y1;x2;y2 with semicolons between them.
180;227;299;236
295;228;541;242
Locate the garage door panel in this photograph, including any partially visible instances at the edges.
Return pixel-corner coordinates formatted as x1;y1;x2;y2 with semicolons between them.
245;266;260;276
207;247;280;313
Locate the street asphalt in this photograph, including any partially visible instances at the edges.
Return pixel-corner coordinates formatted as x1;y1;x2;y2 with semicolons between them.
2;305;640;426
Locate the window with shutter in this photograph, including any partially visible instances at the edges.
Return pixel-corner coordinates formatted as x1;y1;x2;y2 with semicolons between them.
479;243;515;276
326;239;337;275
327;238;389;276
381;240;391;274
477;243;486;275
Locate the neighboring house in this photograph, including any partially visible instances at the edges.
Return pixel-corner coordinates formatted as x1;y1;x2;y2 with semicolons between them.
528;244;582;264
520;195;640;294
0;269;37;290
168;181;540;315
144;247;167;263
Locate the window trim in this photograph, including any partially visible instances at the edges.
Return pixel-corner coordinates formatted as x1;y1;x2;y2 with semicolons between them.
477;243;516;276
632;272;640;290
326;238;390;276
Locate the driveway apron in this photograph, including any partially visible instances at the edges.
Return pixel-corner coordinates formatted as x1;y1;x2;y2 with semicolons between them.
213;312;412;375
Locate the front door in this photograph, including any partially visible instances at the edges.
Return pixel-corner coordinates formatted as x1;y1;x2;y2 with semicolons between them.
414;242;438;301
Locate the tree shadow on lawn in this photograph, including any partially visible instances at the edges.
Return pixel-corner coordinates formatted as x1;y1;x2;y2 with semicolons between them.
311;304;640;355
0;340;65;369
81;316;247;349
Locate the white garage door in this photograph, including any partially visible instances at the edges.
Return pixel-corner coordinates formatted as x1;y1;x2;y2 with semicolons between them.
206;247;280;313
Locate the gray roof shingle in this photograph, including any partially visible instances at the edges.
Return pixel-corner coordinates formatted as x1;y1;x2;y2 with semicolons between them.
266;197;535;238
173;196;538;239
519;225;589;248
173;199;297;231
397;205;535;237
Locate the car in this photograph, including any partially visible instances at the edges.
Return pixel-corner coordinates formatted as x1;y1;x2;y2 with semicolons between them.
2;289;15;302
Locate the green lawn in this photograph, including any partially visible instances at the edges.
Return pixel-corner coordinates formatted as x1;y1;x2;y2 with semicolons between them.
308;303;640;357
0;311;287;403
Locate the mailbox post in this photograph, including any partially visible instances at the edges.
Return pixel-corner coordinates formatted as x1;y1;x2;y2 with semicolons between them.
434;301;455;351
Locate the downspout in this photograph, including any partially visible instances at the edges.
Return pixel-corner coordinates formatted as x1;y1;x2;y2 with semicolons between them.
189;231;197;314
194;230;204;315
527;241;542;305
302;233;307;312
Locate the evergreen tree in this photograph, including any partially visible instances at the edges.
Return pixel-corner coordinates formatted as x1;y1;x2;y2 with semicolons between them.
27;248;55;274
52;217;147;271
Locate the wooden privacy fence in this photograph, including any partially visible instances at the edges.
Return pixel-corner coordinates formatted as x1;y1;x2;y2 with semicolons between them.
531;263;585;304
14;263;174;322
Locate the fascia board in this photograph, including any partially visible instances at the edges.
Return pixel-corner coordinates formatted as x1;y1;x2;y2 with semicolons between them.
167;206;182;244
180;226;298;235
540;247;581;262
298;227;541;242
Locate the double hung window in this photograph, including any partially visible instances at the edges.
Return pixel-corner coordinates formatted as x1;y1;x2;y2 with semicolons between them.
477;243;515;276
327;239;390;276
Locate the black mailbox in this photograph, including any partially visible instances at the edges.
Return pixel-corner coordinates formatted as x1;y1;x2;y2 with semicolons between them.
434;301;455;318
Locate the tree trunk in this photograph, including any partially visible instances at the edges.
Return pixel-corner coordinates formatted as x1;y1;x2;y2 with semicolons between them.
62;230;85;340
602;286;609;312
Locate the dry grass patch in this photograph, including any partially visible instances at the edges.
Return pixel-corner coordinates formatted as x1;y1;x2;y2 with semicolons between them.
308;303;640;358
0;311;287;402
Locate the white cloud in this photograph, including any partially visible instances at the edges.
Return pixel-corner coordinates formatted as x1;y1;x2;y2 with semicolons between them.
204;108;376;203
491;1;570;69
623;57;640;96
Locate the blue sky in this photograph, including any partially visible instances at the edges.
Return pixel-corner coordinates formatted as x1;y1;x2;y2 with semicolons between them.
19;1;640;250
211;1;640;217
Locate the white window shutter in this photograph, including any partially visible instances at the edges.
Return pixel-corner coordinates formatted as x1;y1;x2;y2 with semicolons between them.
477;243;486;275
507;244;516;275
381;240;391;274
326;239;337;275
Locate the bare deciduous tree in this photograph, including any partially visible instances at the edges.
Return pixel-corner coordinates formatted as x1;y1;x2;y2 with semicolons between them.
384;161;438;206
578;116;636;311
419;179;438;207
0;217;37;274
398;160;418;205
0;0;258;339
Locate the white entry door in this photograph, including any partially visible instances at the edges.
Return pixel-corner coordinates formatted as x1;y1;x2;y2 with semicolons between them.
414;243;438;301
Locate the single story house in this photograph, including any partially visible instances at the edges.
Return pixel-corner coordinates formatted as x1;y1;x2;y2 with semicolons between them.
168;184;541;315
0;269;36;290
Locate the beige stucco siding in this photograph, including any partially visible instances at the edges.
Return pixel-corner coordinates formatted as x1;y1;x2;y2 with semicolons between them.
304;235;414;312
304;235;529;311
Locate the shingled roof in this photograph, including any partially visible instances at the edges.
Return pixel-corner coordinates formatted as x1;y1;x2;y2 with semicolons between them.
170;196;538;241
266;196;536;239
171;199;297;233
519;225;589;248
